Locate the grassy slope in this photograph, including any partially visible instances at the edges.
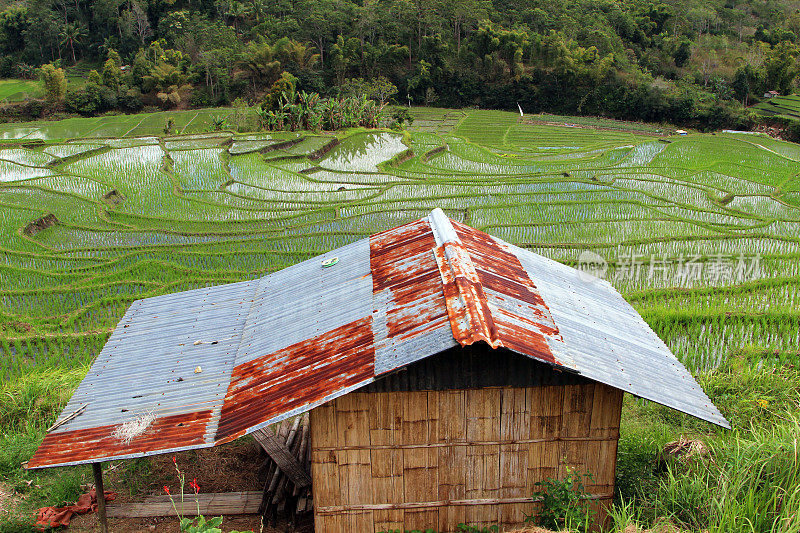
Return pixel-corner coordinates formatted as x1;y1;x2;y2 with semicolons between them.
0;79;41;101
0;107;799;531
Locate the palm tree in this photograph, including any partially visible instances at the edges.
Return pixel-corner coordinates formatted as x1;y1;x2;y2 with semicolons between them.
275;38;320;71
238;41;281;92
60;23;87;65
225;1;251;34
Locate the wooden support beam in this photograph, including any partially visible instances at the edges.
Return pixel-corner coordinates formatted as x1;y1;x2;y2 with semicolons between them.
92;462;108;533
252;425;312;488
106;491;263;518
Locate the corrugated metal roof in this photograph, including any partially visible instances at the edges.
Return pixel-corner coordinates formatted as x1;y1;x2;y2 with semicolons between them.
28;208;728;469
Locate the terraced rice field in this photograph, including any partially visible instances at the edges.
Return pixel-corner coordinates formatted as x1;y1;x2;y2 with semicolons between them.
1;108;799;386
0;107;254;141
753;93;800;121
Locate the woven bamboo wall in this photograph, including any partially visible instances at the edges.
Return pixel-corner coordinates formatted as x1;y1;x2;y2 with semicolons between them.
310;383;623;533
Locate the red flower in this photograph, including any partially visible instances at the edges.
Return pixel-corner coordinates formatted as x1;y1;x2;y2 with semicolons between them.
189;478;199;494
172;456;177;464
163;485;170;495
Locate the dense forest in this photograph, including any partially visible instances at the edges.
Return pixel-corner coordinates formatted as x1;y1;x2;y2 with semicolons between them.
2;0;800;128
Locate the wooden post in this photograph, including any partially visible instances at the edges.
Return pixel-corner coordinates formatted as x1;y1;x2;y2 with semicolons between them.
92;462;108;533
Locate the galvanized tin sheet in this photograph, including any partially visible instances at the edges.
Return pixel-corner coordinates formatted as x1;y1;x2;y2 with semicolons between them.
29;208;728;469
510;242;730;428
370;216;458;375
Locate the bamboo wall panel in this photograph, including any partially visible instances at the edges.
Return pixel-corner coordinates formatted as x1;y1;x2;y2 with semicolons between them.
311;383;622;533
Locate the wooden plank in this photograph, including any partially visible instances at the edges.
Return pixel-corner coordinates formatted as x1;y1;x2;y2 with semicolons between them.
465;389;501;527
437;390;466;532
589;384;622;439
401;391;429;445
336;394;374;532
498;502;528;529
252;425;312;488
312;435;613;451
437;390;466;443
338;393;370;448
499;387;529;527
595;439;618;493
529;386;562;439
375;392;405;532
107;492;262;518
314;493;611;513
371;448;403;532
404;509;438;532
311;405;342;533
527;441;558;493
561;384;594;438
92;462;108;533
499;443;527;497
310;400;338;448
500;388;530;442
437;444;466;531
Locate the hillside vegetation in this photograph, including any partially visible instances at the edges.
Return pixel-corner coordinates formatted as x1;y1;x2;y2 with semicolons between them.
4;1;800;127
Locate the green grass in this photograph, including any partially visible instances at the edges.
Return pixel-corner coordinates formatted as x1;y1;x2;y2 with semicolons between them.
0;79;42;102
0;107;799;531
613;362;800;532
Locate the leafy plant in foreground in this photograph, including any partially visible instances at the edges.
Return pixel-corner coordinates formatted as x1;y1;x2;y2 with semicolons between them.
526;467;594;532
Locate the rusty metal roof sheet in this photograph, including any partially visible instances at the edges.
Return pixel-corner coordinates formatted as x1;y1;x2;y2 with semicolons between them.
29;208;728;469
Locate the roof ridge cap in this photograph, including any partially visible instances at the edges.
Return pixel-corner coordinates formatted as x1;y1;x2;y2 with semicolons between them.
428;209;502;348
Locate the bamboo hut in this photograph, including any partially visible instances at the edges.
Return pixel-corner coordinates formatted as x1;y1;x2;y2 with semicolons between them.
310;344;623;532
28;209;728;533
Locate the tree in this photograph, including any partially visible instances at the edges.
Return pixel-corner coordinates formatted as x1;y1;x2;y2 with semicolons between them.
120;0;151;46
238;41;281;92
673;40;691;68
407;59;431;100
101;50;123;89
338;76;397;107
24;6;61;63
368;76;397;107
88;69;102;85
764;41;797;95
60;22;87;64
262;70;297;110
275;38;319;71
472;21;529;79
330;35;360;85
732;63;761;105
39;63;67;102
0;6;29;55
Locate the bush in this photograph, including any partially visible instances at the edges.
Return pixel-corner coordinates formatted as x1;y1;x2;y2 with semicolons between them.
0;98;46;119
189;88;217;108
168;90;181;108
118;88;144;112
64;83;117;116
390;107;414;130
527;468;594;532
156;91;181;109
0;56;16;78
615;428;662;503
262;71;297;111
